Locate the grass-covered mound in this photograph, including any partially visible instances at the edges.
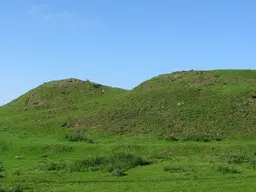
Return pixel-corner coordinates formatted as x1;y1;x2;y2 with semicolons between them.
0;78;126;134
1;70;256;139
2;78;126;112
94;70;256;139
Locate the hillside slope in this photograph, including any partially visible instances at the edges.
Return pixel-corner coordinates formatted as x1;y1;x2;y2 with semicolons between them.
3;78;125;111
0;78;127;133
1;70;256;139
91;70;256;139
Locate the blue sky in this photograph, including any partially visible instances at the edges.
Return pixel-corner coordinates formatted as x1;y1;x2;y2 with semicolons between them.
0;0;256;105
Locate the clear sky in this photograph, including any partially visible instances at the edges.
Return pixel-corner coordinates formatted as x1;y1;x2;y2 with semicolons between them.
0;0;256;105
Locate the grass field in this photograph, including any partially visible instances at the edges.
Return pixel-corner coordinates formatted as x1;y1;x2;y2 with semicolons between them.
1;70;256;191
1;127;256;191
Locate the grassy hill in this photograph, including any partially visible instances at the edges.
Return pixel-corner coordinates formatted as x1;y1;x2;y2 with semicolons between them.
0;78;127;134
1;70;256;139
1;70;256;191
2;78;126;111
91;70;256;139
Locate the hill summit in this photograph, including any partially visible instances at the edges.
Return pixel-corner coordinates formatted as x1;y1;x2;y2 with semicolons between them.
3;78;126;112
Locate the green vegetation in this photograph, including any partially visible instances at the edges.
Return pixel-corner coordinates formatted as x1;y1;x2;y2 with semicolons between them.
95;70;256;139
1;70;256;191
63;133;94;143
69;152;150;172
2;70;256;139
0;162;4;178
215;166;241;174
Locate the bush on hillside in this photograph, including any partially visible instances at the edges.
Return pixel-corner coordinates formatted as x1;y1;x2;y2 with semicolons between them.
45;162;67;171
227;154;250;164
110;168;126;177
160;134;224;142
0;162;4;178
70;152;150;172
163;136;179;142
70;156;107;172
43;144;73;154
163;166;186;173
38;153;150;173
250;160;256;170
64;133;93;143
182;135;211;142
216;166;241;174
35;161;67;171
109;152;150;170
91;83;101;89
12;168;21;176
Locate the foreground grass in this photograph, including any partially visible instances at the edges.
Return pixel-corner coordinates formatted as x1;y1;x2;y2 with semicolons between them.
1;130;256;192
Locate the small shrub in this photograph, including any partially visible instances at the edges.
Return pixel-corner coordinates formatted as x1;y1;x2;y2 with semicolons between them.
70;152;150;172
203;138;211;142
147;151;171;161
227;154;249;164
163;166;186;173
64;134;93;143
107;166;115;173
250;93;256;99
249;160;256;170
164;136;179;142
45;162;66;171
43;144;73;154
0;162;4;178
192;175;199;180
182;135;211;142
92;83;101;88
216;166;241;174
110;168;126;177
70;156;108;172
13;168;21;176
0;142;10;153
36;162;67;171
109;152;150;170
37;153;150;173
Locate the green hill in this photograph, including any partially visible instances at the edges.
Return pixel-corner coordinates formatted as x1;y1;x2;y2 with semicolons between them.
3;78;126;111
1;70;256;191
1;70;256;139
90;70;256;139
0;78;127;134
